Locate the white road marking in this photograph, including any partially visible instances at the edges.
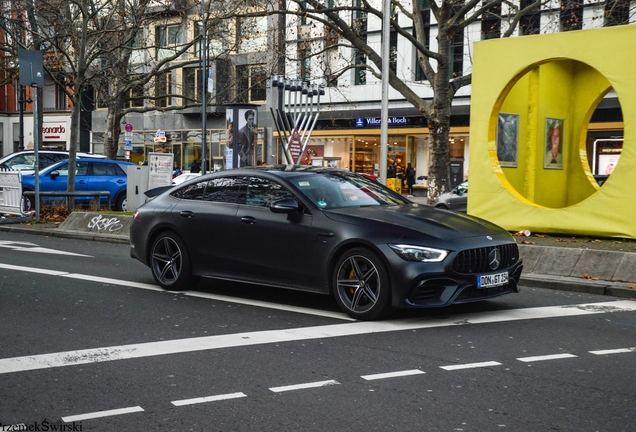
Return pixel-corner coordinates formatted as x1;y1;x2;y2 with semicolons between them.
171;392;247;406
440;361;502;371
517;353;578;362
0;241;92;257
61;406;144;422
269;380;339;393
589;347;636;355
0;300;635;375
361;369;425;380
0;263;353;320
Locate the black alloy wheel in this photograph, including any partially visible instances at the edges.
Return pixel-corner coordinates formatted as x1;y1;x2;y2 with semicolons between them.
333;247;392;320
150;231;197;291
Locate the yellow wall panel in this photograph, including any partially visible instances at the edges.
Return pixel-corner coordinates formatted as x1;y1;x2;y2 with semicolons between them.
469;25;635;238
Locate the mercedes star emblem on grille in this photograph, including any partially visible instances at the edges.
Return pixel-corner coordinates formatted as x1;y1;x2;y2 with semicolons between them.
488;248;502;270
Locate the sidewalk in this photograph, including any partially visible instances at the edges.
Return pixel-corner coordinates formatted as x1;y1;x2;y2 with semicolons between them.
1;210;635;300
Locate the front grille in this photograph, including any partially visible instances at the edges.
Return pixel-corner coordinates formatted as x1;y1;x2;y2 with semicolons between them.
452;243;519;274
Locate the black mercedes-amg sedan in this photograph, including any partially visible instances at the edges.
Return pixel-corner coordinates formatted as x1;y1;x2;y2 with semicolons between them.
130;165;522;320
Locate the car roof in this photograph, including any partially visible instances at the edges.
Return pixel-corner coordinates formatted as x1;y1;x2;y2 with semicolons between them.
222;164;355;179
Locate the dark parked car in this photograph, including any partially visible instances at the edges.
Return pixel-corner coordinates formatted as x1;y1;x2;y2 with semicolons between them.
21;158;134;211
130;166;522;320
435;181;468;212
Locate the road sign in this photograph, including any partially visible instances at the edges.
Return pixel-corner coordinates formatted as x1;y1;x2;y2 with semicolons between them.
125;140;132;149
124;123;133;133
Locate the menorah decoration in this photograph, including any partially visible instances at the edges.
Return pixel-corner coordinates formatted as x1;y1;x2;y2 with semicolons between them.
269;75;325;164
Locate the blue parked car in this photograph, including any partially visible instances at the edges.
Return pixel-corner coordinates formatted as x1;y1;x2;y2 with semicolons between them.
21;158;134;211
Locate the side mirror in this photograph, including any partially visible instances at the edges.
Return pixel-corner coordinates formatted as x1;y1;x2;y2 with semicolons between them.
270;198;299;214
50;170;60;179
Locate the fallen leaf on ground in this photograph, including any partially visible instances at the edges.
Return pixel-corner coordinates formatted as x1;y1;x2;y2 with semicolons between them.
555;238;565;242
534;234;549;238
521;240;535;244
583;274;600;280
629;284;636;289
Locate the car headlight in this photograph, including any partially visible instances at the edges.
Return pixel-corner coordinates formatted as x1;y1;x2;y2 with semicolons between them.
389;244;448;262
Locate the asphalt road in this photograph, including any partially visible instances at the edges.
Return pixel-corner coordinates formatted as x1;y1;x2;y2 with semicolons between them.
1;231;635;431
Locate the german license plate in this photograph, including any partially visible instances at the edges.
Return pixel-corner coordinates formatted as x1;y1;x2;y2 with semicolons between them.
477;271;509;288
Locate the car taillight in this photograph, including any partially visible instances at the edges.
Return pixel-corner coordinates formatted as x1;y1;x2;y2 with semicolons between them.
133;211;141;220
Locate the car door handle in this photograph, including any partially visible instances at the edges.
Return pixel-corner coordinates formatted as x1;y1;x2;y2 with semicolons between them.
179;211;194;219
317;231;335;237
117;180;125;183
78;180;87;184
241;216;256;224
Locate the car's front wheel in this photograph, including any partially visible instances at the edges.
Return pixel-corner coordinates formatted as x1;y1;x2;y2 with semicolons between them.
333;247;392;320
114;192;127;212
150;231;197;291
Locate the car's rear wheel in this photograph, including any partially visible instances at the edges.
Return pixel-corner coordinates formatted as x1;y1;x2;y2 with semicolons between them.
150;231;197;291
21;190;34;214
333;247;392;320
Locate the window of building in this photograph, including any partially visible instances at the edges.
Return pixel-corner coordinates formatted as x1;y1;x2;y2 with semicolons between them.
155;71;172;108
414;2;431;82
450;30;464;78
129;79;145;108
157;24;181;48
237;16;268;53
156;24;181;60
56;83;67;110
300;1;308;25
354;50;366;85
237;64;267;103
560;0;583;31
520;0;541;35
183;67;200;106
604;0;630;26
299;43;312;81
481;3;501;39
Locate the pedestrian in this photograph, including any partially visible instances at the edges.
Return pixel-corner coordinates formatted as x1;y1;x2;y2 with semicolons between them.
387;163;396;178
190;159;201;173
405;162;416;197
173;164;182;179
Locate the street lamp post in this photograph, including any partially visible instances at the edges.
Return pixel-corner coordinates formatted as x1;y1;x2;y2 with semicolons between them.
18;85;25;151
200;0;207;174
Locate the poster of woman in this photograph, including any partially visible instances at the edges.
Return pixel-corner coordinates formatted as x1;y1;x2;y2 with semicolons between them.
545;117;564;169
496;113;519;167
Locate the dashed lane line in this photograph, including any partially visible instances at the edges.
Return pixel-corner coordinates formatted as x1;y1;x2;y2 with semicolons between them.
440;361;503;371
1;300;635;375
269;380;340;393
517;353;578;362
361;369;425;380
589;347;636;355
61;406;144;423
171;392;247;406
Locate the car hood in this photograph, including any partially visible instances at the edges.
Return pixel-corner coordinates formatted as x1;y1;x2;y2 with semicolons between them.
323;203;511;243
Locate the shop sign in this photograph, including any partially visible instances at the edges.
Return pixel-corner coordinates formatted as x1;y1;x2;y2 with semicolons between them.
42;123;67;141
154;129;166;143
355;117;408;128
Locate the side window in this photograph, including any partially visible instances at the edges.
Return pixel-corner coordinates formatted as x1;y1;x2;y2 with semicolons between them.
90;162;117;176
202;176;245;203
52;162;69;176
172;180;207;201
245;176;294;208
39;154;56;168
76;161;89;176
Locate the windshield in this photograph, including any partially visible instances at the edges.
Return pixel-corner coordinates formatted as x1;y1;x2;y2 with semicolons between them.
3;154;35;170
290;172;409;209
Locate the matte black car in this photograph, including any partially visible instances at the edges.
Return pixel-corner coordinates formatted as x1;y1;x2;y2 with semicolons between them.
130;166;522;320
